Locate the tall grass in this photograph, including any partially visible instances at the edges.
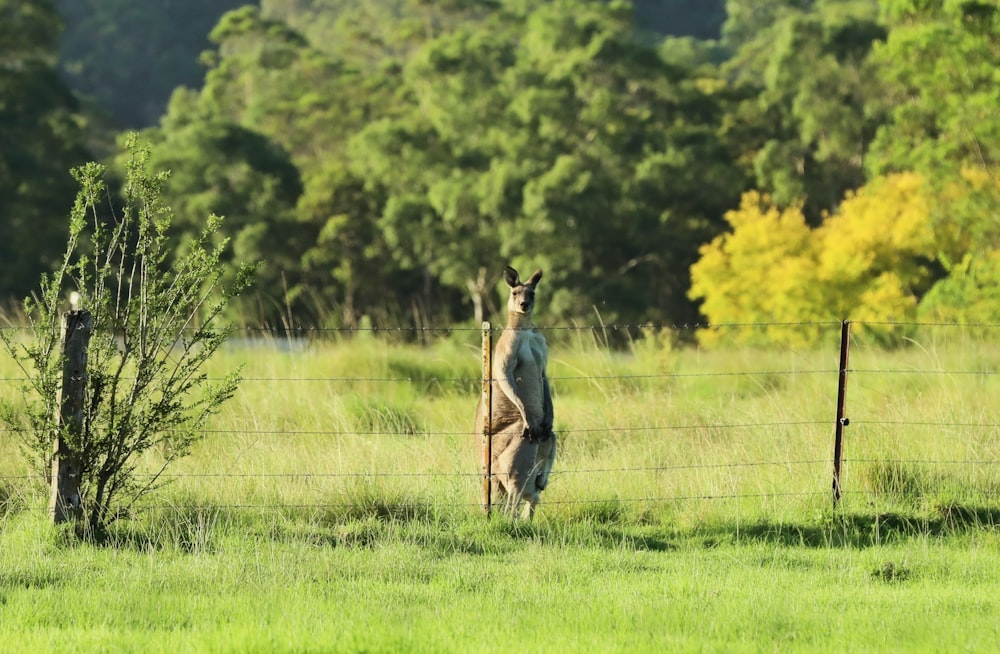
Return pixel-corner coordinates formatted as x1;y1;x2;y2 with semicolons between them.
2;322;999;536
5;325;1000;651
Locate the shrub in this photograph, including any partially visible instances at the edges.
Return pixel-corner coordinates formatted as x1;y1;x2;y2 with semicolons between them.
0;134;253;534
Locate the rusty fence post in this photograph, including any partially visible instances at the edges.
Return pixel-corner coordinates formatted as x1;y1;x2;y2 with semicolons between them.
481;321;493;517
50;309;92;524
832;319;851;506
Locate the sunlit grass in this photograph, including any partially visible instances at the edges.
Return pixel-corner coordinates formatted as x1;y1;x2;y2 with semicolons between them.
3;326;1000;530
3;326;1000;651
2;510;1000;652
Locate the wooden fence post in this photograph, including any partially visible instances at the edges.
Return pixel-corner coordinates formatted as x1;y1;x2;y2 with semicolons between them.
832;319;851;506
481;321;493;516
50;310;92;524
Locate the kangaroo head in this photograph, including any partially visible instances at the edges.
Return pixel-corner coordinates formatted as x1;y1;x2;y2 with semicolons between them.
504;266;543;315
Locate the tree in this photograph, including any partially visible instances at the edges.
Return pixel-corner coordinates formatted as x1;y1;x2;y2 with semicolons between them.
688;191;824;345
501;0;746;325
812;172;946;323
869;5;1000;234
689;173;945;346
352;0;746;326
0;0;91;303
722;0;818;48
919;249;1000;328
721;0;885;222
869;0;1000;178
0;136;252;533
348;9;521;324
869;1;1000;322
199;6;350;163
261;0;496;63
141;103;305;327
297;160;417;328
52;0;248;128
154;5;413;328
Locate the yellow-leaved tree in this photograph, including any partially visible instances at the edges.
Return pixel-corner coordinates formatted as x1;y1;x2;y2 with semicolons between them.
687;191;825;346
690;173;945;346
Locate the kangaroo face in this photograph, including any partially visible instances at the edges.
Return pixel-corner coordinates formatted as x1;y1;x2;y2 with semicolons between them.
504;266;543;315
509;283;535;315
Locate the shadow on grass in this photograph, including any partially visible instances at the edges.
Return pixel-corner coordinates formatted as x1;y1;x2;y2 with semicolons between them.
692;503;1000;549
20;499;1000;553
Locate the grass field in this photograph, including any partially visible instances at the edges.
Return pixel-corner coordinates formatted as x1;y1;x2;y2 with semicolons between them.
2;323;1000;652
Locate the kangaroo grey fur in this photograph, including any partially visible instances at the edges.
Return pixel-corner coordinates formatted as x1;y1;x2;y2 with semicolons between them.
474;265;556;519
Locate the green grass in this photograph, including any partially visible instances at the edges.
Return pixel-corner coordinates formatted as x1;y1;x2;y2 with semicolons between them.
2;327;1000;651
2;512;1000;653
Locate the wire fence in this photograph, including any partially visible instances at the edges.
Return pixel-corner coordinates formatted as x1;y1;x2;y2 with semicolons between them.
2;319;1000;520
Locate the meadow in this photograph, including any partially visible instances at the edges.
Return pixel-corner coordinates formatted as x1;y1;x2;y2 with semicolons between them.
2;322;1000;652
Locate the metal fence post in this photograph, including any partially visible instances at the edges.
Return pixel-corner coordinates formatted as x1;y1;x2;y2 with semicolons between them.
481;322;493;517
50;310;92;524
832;319;851;506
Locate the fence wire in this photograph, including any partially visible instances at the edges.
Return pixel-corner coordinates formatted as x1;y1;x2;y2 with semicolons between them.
2;319;1000;519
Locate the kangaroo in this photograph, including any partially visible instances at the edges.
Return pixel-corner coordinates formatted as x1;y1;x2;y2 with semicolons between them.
475;265;556;519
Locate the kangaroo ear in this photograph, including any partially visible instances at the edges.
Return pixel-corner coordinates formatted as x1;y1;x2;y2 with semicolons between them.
527;269;543;286
503;266;520;288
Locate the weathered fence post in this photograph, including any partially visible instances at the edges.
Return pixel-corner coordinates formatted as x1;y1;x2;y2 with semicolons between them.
50;310;92;524
481;321;493;517
832;319;851;506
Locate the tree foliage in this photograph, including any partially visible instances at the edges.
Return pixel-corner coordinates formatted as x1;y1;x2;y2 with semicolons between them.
127;1;746;328
870;0;1000;178
868;0;1000;322
140;6;423;328
722;0;885;222
351;0;745;325
5;0;1000;335
0;0;91;302
690;173;945;345
52;0;247;128
919;249;1000;328
139;105;304;326
868;0;1000;242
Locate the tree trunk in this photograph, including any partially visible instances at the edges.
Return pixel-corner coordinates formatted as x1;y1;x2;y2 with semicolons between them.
466;267;489;325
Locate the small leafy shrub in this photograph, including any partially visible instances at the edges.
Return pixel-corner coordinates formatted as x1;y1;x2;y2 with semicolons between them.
0;134;252;533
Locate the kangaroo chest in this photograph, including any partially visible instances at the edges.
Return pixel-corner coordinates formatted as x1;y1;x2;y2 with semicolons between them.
509;331;547;417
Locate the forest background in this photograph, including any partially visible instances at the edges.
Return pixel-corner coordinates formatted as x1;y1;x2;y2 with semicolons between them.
3;0;999;344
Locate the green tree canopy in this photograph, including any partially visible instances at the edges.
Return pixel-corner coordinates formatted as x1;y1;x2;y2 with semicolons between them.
869;0;1000;322
53;0;247;128
721;0;885;222
139;101;304;326
0;0;91;302
72;0;1000;333
870;0;1000;178
352;0;746;326
143;1;747;328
